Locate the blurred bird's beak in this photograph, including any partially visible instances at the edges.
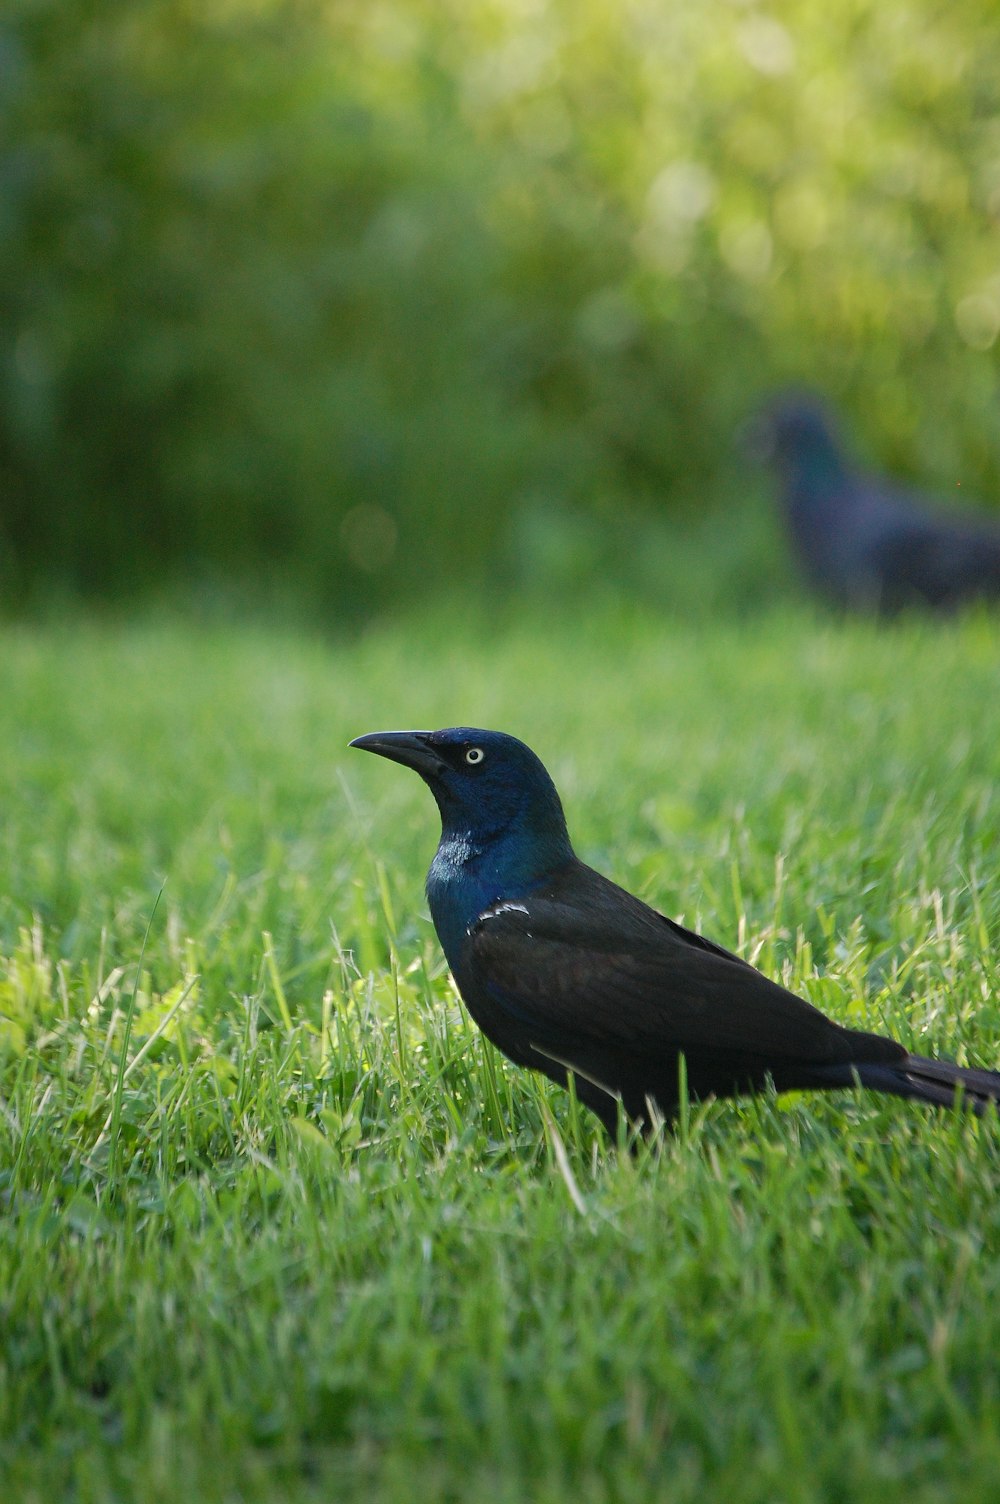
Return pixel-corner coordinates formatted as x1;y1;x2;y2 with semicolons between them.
349;730;446;777
736;411;775;463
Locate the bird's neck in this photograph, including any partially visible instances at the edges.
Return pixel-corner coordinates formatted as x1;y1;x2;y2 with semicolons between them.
426;824;571;964
787;441;848;497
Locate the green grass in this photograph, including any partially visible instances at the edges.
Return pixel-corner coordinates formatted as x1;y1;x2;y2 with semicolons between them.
2;601;1000;1502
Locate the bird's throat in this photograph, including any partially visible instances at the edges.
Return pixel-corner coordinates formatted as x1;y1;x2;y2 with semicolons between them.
425;829;568;965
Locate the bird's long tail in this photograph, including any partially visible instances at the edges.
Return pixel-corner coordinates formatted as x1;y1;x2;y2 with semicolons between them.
852;1055;1000;1116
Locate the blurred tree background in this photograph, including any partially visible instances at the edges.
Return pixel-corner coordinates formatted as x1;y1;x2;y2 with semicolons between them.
2;0;999;617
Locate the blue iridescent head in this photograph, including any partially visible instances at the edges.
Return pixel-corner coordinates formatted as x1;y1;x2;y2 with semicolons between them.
350;726;571;850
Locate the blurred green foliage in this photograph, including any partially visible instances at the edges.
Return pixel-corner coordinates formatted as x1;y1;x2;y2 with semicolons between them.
2;0;1000;613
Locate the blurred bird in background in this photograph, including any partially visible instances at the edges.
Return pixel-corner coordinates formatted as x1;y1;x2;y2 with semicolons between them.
753;394;1000;612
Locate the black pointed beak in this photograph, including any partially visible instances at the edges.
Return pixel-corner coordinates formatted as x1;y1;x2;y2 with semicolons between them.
349;729;446;778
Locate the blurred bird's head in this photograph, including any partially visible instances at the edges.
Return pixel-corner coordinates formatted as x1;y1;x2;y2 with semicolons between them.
743;393;844;478
350;727;572;852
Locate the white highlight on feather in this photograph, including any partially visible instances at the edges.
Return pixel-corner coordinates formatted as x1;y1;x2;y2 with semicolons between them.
469;900;532;939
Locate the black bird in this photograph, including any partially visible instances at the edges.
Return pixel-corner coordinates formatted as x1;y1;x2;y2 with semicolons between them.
756;395;1000;611
351;727;1000;1134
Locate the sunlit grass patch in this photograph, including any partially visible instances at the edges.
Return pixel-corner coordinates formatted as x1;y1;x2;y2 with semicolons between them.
1;602;999;1501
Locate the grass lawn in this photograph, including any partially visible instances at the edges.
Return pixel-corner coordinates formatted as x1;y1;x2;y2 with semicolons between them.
1;600;999;1502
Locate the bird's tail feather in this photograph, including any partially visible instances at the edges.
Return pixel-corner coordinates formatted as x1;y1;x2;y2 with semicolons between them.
852;1054;1000;1116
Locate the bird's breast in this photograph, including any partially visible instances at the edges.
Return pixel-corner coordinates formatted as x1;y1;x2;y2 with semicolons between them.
426;840;499;964
426;832;546;967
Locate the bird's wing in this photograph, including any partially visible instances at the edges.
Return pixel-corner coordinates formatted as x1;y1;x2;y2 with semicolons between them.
466;870;871;1069
871;515;1000;602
